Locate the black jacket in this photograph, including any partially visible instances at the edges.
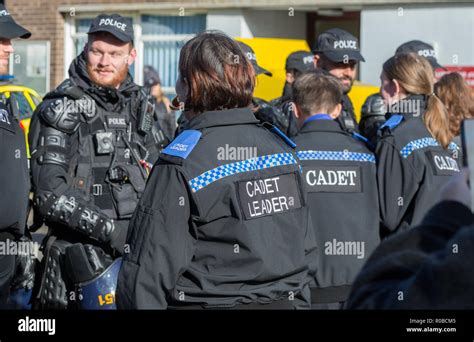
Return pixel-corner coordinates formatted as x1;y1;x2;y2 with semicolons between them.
293;117;380;304
0;102;29;235
116;107;318;309
337;93;359;133
29;52;161;252
347;200;474;309
376;96;461;237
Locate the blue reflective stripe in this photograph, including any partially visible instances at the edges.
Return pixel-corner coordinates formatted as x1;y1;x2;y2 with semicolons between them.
449;142;460;151
400;138;460;158
189;153;298;192
296;150;376;163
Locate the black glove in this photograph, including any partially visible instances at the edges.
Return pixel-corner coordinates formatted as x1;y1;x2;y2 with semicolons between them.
10;236;36;291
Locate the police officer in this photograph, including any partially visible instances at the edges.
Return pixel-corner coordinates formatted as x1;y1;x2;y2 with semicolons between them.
348;169;473;309
273;50;315;102
291;71;380;309
236;41;291;135
29;14;167;309
0;4;34;308
143;65;176;139
117;31;318;309
395;40;446;74
313;28;365;133
271;50;315;137
377;52;460;237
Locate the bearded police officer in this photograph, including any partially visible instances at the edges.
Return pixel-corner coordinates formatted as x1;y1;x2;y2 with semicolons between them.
291;72;380;309
0;4;35;309
29;14;167;309
313;28;365;133
271;50;315;137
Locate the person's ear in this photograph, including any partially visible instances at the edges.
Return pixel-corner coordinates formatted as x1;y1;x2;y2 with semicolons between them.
292;102;301;119
127;48;137;66
393;79;401;97
330;103;342;119
286;72;295;84
313;54;320;68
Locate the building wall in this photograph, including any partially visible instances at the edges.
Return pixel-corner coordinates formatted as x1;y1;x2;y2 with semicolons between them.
7;0;308;90
5;0;166;88
360;3;474;86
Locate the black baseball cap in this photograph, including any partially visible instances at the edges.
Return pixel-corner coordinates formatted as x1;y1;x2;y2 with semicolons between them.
87;14;134;43
0;4;31;39
396;40;445;70
237;41;272;77
313;28;365;63
144;65;161;87
285;51;315;72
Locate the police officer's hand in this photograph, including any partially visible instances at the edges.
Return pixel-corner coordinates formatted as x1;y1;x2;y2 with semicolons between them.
10;237;36;291
440;168;471;209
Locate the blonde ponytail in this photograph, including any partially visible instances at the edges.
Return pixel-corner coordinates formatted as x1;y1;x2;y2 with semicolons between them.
382;53;452;148
424;94;452;148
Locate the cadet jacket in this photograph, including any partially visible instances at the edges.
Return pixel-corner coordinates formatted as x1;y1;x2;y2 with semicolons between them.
347;200;474;309
293;115;380;304
376;96;461;237
117;107;318;309
0;102;29;235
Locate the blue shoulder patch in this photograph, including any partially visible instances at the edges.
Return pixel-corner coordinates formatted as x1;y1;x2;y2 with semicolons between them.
379;115;404;131
162;130;202;159
270;126;297;148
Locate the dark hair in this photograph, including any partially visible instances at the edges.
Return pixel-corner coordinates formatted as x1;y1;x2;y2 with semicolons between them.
292;71;342;116
435;72;474;137
383;53;451;148
178;30;255;113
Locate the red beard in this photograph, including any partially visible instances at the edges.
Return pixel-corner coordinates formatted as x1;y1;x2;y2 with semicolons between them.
87;63;129;89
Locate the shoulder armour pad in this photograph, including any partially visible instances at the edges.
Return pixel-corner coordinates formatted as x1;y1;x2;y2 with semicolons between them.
40;98;81;134
379;114;403;131
269;125;296;148
161;130;201;159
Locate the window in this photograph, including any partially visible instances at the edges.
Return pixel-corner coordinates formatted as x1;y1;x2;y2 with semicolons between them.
141;14;206;96
10;40;50;95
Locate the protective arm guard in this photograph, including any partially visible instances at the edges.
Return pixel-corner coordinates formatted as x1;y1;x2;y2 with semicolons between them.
34;192;127;253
